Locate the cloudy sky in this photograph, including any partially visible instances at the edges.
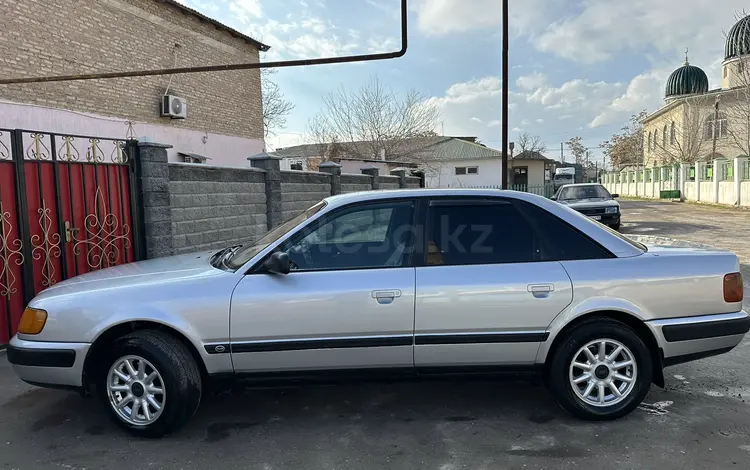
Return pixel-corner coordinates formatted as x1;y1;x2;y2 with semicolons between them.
177;0;748;164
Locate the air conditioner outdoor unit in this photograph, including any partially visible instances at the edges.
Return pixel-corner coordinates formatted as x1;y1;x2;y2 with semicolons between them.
161;95;187;119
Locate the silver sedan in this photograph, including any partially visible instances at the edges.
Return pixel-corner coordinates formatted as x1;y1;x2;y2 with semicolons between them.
8;189;750;437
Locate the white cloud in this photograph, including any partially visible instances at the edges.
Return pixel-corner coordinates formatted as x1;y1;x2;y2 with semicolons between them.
412;0;566;36
229;0;262;23
249;18;359;60
516;72;547;91
535;0;746;64
524;79;624;111
470;117;483;123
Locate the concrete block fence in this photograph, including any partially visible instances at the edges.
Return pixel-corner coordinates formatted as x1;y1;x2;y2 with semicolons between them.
137;142;423;257
603;157;750;207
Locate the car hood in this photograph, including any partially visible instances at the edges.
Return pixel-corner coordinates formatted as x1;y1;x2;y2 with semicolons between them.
559;199;619;209
34;250;225;300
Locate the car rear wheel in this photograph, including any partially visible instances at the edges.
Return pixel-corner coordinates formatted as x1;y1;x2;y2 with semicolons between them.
99;330;202;438
548;318;652;420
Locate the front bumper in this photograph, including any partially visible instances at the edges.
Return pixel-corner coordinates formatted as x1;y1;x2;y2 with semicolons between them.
7;336;90;388
574;210;620;226
647;311;750;366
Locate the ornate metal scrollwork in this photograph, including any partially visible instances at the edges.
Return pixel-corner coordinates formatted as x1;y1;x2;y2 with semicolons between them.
30;202;61;287
111;140;128;164
73;187;131;269
25;133;50;160
0;203;24;298
86;138;104;163
58;135;80;162
0;131;10;161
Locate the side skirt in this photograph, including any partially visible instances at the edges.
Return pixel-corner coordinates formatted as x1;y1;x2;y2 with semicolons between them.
208;365;544;390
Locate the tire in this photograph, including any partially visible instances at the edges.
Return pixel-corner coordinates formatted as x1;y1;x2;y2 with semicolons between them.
610;222;621;231
99;330;202;438
547;318;652;421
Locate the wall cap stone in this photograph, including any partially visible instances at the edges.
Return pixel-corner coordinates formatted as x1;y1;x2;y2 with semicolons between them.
137;141;173;149
248;151;283;160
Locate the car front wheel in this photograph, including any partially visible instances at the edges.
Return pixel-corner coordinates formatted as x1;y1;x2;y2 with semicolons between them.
100;330;202;438
548;318;652;420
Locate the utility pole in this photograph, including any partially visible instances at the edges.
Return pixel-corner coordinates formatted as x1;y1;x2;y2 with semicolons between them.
560;142;565;163
501;0;509;189
712;96;720;158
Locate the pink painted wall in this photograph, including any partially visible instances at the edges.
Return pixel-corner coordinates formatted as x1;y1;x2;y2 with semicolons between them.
0;100;264;168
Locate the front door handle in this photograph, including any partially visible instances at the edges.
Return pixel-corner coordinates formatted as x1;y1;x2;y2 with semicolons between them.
527;284;554;298
371;289;402;305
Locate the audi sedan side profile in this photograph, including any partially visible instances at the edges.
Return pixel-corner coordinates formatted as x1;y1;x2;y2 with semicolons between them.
8;189;749;437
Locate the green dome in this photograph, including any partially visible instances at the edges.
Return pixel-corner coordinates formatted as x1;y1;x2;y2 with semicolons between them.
725;15;750;60
665;63;709;98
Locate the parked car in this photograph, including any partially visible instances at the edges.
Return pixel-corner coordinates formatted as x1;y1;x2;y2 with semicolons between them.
8;189;749;437
552;183;621;230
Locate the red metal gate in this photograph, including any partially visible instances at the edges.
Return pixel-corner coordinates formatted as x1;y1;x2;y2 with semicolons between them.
0;129;143;344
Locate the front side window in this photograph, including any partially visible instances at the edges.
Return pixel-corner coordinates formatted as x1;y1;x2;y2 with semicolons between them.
283;201;415;271
227;201;326;269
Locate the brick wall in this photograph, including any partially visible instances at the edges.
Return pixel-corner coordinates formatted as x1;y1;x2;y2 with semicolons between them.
169;164;267;254
0;0;263;140
341;174;374;193
406;176;422;188
379;175;401;190
138;144;423;257
280;171;331;221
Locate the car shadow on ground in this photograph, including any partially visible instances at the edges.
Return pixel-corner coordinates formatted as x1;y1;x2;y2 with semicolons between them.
620;220;716;236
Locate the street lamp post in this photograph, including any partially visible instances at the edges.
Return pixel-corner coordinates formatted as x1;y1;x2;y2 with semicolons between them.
501;0;509;189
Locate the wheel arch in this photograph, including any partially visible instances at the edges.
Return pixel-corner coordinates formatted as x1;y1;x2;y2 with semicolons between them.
82;320;209;391
540;310;664;388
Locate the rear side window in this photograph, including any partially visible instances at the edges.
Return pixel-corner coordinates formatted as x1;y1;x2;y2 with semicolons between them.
427;202;538;265
515;201;614;261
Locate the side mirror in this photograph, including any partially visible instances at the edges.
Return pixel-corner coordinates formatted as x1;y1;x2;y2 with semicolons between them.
550;195;557;201
611;193;619;198
263;252;290;275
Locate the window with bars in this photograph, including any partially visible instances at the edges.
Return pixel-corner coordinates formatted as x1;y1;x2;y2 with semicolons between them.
705;113;728;140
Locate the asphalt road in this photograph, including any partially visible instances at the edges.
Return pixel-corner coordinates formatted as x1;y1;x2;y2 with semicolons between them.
1;200;749;470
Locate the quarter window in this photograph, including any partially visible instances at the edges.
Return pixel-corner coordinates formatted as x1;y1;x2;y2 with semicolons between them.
283;201;415;271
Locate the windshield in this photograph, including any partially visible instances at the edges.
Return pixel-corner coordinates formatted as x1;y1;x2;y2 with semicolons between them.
225;201;326;269
559;185;611;201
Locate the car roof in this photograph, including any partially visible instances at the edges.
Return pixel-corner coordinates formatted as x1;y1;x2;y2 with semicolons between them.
320;189;641;258
559;183;603;187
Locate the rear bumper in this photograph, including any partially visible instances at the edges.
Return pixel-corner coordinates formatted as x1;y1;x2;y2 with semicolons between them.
7;336;89;388
647;311;750;366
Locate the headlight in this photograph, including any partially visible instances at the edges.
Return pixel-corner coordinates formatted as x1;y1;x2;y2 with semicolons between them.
18;307;47;335
605;207;618;214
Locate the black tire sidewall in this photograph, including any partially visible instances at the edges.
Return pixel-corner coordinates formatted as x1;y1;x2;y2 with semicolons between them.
99;332;201;437
549;319;653;420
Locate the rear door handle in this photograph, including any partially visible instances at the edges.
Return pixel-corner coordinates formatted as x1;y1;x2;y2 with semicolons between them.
371;290;402;305
527;284;554;298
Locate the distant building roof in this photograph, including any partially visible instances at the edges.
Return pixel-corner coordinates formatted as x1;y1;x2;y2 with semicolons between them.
163;0;270;51
513;150;554;162
276;137;503;163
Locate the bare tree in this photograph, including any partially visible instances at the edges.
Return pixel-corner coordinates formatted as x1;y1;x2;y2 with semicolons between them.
566;136;587;166
306;75;440;164
600;110;647;169
516;132;547;155
722;12;750;156
652;96;714;163
262;69;295;138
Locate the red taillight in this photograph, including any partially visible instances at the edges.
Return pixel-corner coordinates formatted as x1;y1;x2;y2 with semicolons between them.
724;272;744;303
